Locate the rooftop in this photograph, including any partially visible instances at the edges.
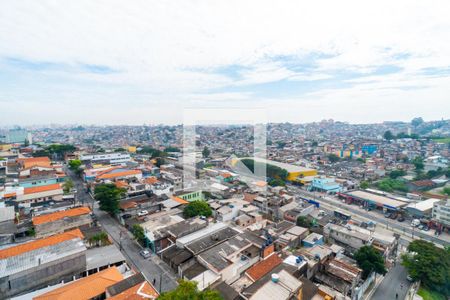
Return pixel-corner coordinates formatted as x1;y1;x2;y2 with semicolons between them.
24;183;62;195
0;228;84;259
32;207;91;225
34;267;123;300
246;254;283;282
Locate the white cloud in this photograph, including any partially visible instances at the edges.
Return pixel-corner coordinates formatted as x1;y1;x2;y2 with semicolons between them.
0;0;450;124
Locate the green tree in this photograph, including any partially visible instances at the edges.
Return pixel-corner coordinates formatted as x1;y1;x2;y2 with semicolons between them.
202;146;210;158
155;157;165;167
158;279;222;300
241;159;288;180
354;245;387;279
269;178;286;187
276;141;286;149
389;169;406;179
384;130;395;140
165;146;181;152
442;187;450;196
411;117;424;127
183;200;212;218
360;181;369;189
412;156;424;171
296;216;312;228
132;224;146;245
377;178;407;192
62;179;74;194
69;159;82;170
327;154;340;163
94;184;126;215
402;240;450;296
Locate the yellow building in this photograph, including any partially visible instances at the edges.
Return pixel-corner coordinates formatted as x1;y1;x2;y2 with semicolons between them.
234;157;317;182
127;146;137;153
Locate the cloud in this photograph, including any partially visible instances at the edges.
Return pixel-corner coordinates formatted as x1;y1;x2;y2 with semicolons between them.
0;0;450;124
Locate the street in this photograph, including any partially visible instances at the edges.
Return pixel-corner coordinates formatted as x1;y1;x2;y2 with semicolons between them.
68;168;178;293
371;264;411;300
289;186;450;247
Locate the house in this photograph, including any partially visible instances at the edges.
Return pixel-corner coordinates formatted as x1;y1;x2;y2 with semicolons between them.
33;267;123;300
248;269;303;300
277;226;309;248
323;224;373;253
15;183;64;205
96;167;142;182
106;272;159;299
302;233;324;248
0;229;86;298
407;180;436;192
32;207;92;238
197;232;267;284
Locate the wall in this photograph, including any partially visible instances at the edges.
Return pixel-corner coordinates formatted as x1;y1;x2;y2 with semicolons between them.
0;252;86;298
35;214;92;238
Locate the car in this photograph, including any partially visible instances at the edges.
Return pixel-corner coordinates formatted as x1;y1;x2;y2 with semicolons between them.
137;210;149;217
418;224;424;230
421;225;429;231
397;216;405;222
389;214;397;219
139;249;151;258
411;219;420;227
406;275;414;282
384;212;390;218
122;213;132;219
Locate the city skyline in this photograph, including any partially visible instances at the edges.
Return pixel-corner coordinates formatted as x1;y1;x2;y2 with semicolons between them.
1;1;450;125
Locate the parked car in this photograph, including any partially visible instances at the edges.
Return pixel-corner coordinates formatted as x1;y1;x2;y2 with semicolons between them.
139;249;151;258
411;219;420;227
421;225;429;231
397;216;405;222
384;212;391;218
137;210;149;217
418;224;424;230
122;213;132;219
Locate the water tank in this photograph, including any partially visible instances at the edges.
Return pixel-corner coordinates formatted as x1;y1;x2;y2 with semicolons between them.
271;274;279;283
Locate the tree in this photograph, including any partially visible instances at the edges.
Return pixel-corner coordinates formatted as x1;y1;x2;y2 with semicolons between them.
442;187;450;196
202;146;210;158
276;141;286;149
377;178;407;192
269;178;286;187
411;117;424;127
94;184;126;215
183;200;212;218
327;154;340;163
132;224;146;245
62;179;74;194
69;159;82;170
354;245;387;279
384;130;395;140
389;169;406;179
360;181;369;189
402;240;450;296
155;157;165;167
412;156;424;171
158;279;222;300
165;146;181;152
296;216;312;228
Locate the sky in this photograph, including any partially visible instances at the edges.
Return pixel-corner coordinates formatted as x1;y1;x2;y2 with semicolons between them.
1;1;450;125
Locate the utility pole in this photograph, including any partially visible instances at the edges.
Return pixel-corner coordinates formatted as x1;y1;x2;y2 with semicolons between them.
159;273;162;293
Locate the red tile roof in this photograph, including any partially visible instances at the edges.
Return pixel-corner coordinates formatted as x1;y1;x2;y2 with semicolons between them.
34;267;123;300
108;281;159;300
24;183;62;195
32;207;91;225
0;229;84;259
245;254;283;282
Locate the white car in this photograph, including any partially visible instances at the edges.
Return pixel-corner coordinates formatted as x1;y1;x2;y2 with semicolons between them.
140;249;151;258
411;219;420;227
137;210;149;217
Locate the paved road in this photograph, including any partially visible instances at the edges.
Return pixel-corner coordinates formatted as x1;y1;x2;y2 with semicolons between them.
67;168;178;293
371;265;411;300
289;186;449;247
